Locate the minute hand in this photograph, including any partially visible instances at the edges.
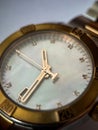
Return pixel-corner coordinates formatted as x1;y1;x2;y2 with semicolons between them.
18;70;46;103
16;49;58;81
41;49;58;81
16;49;42;70
42;49;49;68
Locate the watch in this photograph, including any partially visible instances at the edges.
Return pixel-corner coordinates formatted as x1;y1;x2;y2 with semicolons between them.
0;1;98;130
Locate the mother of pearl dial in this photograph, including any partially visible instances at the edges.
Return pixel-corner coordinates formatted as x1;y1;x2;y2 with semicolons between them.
0;31;93;110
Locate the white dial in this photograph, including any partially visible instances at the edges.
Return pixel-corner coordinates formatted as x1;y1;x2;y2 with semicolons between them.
0;31;93;110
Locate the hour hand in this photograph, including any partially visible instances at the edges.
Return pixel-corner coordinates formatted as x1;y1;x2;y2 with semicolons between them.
18;70;46;103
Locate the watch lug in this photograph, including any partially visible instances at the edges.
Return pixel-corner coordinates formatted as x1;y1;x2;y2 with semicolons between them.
89;102;98;121
20;24;36;34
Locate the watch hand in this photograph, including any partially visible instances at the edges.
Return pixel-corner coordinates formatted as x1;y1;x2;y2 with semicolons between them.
18;70;46;103
41;49;58;81
41;49;49;68
16;49;42;70
45;65;58;81
41;49;50;78
16;49;58;81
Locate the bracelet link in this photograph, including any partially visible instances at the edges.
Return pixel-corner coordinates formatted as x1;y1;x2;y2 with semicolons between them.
85;21;98;37
86;1;98;21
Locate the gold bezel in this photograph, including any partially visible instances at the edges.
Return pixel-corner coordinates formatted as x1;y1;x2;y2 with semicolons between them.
0;23;98;126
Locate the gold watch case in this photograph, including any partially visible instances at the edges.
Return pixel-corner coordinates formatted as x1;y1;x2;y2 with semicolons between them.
0;23;98;128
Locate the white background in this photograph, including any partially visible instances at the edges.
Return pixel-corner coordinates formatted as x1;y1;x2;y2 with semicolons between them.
0;0;98;130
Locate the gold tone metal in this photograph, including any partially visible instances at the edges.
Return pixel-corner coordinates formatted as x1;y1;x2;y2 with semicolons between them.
18;70;47;103
0;99;16;116
71;27;98;66
0;31;23;56
42;49;48;69
86;25;98;35
0;23;98;126
20;24;36;34
16;49;58;80
16;49;42;70
41;49;58;80
58;107;75;122
42;49;50;78
13;107;59;123
16;50;58;103
71;27;84;38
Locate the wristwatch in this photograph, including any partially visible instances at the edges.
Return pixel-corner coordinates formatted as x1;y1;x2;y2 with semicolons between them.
0;1;98;130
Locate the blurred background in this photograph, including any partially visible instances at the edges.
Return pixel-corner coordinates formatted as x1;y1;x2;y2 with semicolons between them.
0;0;98;130
0;0;96;42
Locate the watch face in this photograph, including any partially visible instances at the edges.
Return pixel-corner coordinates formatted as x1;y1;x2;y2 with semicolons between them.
0;30;94;110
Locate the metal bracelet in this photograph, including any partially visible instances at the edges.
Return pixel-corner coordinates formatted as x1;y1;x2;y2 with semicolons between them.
86;1;98;21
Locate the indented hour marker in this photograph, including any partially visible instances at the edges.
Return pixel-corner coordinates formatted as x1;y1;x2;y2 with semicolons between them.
5;82;12;88
36;104;41;110
57;102;62;108
50;39;55;43
79;57;85;62
82;74;88;79
68;44;73;49
6;65;12;71
32;40;37;46
73;90;80;96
